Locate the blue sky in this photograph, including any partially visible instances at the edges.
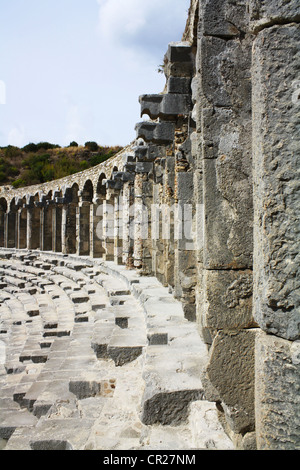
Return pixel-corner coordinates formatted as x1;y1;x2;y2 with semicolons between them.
0;0;190;148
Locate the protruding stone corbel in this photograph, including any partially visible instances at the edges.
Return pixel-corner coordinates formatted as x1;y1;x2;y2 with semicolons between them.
139;93;192;120
135;121;175;144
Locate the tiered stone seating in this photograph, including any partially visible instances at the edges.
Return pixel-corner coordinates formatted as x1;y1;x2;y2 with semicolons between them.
0;249;233;450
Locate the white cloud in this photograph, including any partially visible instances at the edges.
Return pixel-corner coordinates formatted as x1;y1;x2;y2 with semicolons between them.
0;1;191;149
96;0;190;58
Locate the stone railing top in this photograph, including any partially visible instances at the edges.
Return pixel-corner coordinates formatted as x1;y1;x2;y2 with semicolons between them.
0;143;136;206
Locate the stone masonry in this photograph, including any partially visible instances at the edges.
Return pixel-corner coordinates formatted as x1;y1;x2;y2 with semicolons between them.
0;0;299;450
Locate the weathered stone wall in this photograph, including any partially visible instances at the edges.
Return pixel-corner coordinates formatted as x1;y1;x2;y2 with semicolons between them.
0;0;299;450
251;2;300;449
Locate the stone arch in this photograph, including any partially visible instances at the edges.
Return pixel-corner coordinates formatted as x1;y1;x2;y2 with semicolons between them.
96;173;107;198
82;179;94;202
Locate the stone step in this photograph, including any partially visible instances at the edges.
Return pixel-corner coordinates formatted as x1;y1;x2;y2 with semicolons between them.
96;261;210;427
97;277;131;297
0;408;38;441
0;250;217;450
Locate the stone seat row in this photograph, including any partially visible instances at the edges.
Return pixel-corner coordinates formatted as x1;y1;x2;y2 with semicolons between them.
0;253;148;369
0;251;149;444
0;253;152;449
0;248;223;450
29;250;209;425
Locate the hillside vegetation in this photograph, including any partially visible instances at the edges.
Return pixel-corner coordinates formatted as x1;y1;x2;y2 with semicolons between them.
0;141;123;189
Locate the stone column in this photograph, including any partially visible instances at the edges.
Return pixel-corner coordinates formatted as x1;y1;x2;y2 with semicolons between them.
140;175;153;275
38;200;52;252
26;203;40;250
196;0;255;445
52;200;62;253
122;181;134;267
162;156;175;289
114;194;123;265
5;209;17;248
91;197;105;258
175;171;197;322
151;182;164;284
133;174;144;270
62;201;77;255
40;202;53;252
0;207;5;247
16;205;27;249
102;197;114;261
77;197;91;256
251;5;300;450
26;205;33;249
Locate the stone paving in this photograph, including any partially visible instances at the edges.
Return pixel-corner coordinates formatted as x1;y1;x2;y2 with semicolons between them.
0;249;234;450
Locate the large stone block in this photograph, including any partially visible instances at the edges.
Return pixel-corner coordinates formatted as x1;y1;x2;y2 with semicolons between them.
203;329;256;434
167;77;191;95
249;0;300;32
255;331;300;450
199;0;249;38
164;42;194;78
165;41;193;64
252;24;300;340
203;155;253;269
199;35;252;110
204;269;254;330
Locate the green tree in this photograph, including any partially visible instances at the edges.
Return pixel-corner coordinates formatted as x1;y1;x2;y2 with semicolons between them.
85;141;98;152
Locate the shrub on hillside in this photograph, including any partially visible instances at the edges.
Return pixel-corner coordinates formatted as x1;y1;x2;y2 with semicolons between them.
85;141;98;152
22;142;60;153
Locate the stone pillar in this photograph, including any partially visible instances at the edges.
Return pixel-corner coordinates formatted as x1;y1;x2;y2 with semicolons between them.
26;203;40;250
122;182;134;267
38;200;52;252
77;197;91;256
91;197;105;258
140;176;153;275
133;174;144;270
0;208;5;247
62;201;77;255
16;206;27;249
175;171;197;322
114;194;123;265
196;0;255;445
5;209;17;248
251;5;300;450
26;205;34;249
102;198;114;261
52;201;62;253
40;202;53;252
163;156;175;290
151;182;164;285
